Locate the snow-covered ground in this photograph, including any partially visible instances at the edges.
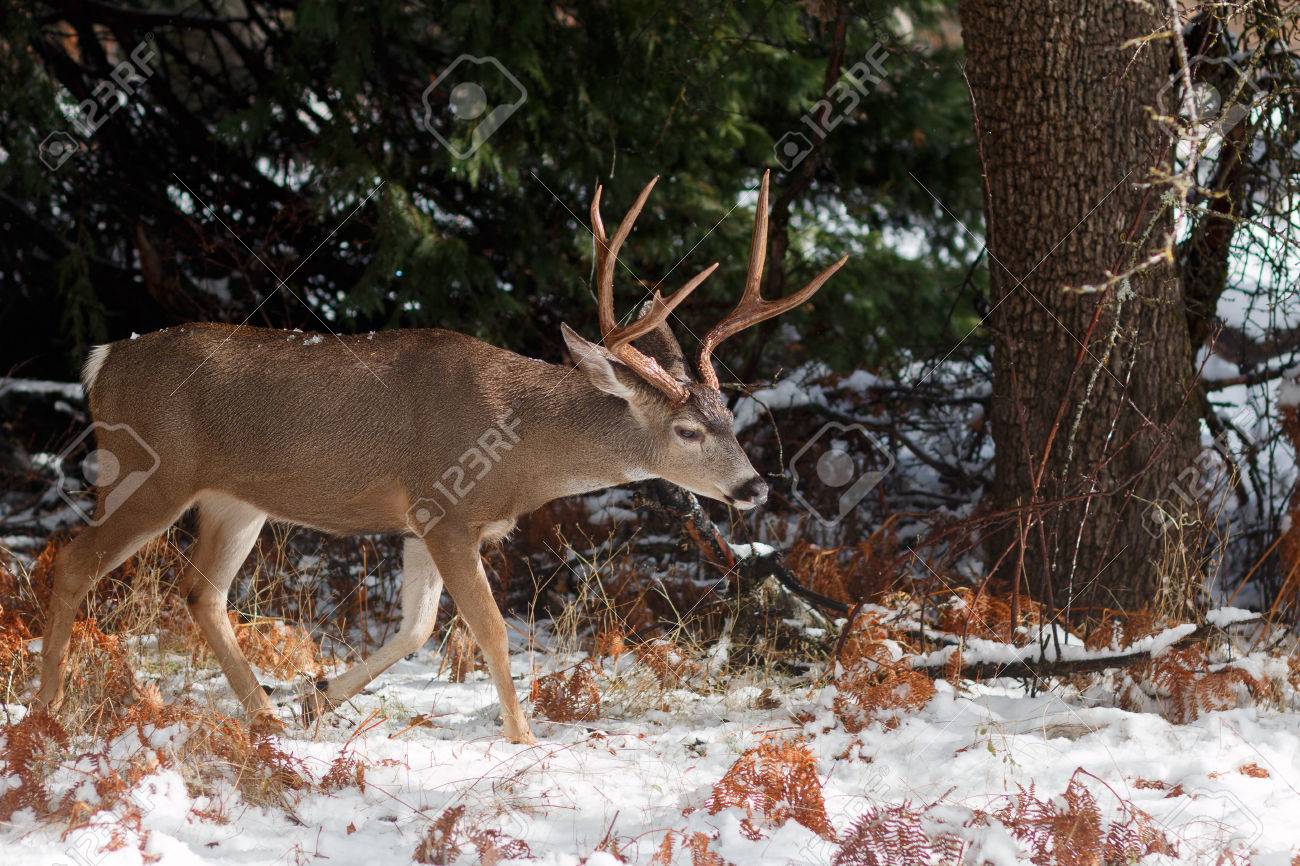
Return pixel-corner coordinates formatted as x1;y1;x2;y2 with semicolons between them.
3;639;1299;866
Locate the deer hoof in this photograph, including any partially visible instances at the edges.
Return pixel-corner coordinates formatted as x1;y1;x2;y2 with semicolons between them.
506;726;537;745
249;711;286;736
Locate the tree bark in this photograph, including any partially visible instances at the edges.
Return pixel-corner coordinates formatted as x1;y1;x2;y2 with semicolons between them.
959;0;1201;609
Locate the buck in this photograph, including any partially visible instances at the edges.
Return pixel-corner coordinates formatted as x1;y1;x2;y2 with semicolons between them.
34;170;846;743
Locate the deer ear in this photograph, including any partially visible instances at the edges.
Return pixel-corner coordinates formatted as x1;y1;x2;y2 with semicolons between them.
561;323;636;400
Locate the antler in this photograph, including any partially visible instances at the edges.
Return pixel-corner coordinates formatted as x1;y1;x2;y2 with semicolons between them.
697;169;849;389
591;176;719;403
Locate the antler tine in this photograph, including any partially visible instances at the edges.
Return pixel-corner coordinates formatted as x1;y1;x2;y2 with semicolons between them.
743;170;771;303
608;262;721;350
588;176;719;404
593;177;659;338
697;169;849;389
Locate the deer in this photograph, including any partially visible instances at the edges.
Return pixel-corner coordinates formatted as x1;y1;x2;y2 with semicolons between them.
33;170;847;744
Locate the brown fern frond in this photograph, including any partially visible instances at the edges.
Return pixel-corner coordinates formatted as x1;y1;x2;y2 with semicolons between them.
0;710;69;819
688;831;734;866
996;769;1173;866
530;661;601;722
231;615;321;681
441;622;480;683
1084;610;1157;651
833;663;936;733
590;625;627;659
936;587;1012;639
471;828;532;865
833;801;975;866
706;738;835;841
634;639;700;689
414;805;466;865
1142;645;1263;723
62;619;138;731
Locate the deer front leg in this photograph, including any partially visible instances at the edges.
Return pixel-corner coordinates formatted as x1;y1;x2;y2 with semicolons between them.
427;537;534;745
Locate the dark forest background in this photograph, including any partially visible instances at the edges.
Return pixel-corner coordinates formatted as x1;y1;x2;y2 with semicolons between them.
3;1;1299;619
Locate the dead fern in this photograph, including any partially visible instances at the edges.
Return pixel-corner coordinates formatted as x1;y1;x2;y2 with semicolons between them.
232;615;321;680
706;737;835;841
936;587;1009;639
0;710;69;819
412;805;531;865
415;805;467;865
530;661;601;722
1084;610;1158;651
652;831;735;866
590;625;626;659
687;831;733;866
787;522;901;605
788;541;857;606
634;639;700;689
833;662;936;733
0;614;35;704
472;828;532;865
832;802;974;866
996;769;1174;866
143;706;311;807
61;619;138;732
1134;645;1262;723
837;610;902;670
441;621;480;683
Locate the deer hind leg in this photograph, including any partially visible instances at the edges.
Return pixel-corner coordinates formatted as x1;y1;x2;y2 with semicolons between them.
179;493;269;719
426;538;533;744
34;492;189;712
305;537;444;723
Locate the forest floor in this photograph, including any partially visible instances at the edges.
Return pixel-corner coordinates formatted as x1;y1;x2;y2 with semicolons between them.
2;623;1299;866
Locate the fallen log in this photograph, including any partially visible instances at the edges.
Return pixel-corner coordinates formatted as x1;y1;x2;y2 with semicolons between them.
910;615;1264;682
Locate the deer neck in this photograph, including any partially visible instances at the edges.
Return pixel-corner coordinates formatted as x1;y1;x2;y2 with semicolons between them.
513;364;656;498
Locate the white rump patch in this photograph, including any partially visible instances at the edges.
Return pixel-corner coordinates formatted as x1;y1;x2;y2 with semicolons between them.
82;344;111;392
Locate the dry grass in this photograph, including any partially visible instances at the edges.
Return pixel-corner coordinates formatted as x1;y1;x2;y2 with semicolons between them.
439;619;480;683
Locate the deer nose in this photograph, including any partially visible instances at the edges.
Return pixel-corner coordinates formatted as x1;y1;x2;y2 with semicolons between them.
733;477;769;506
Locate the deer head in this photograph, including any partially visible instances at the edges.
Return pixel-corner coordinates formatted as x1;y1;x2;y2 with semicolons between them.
561;170;848;509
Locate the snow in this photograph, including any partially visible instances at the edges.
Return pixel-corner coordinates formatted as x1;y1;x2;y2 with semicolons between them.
728;541;775;559
1279;373;1300;408
1197;350;1241;382
0;378;83;399
5;638;1300;865
908;622;1200;672
732;365;831;432
1206;607;1259;628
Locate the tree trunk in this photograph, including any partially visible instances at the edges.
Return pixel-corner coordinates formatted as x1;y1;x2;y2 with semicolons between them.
959;0;1201;610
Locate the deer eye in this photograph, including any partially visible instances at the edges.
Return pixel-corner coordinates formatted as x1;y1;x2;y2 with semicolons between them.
674;426;702;442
